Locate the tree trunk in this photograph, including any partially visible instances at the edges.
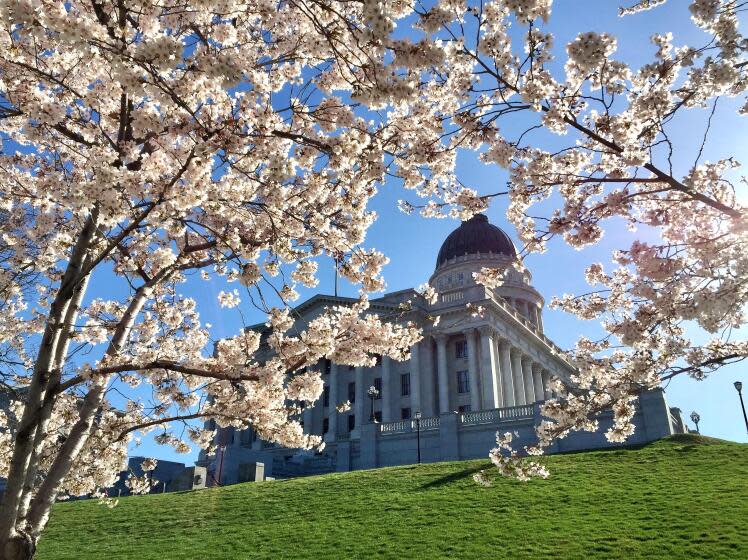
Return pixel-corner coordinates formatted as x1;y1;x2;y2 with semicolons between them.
23;270;171;540
0;214;98;549
2;530;36;560
17;273;91;525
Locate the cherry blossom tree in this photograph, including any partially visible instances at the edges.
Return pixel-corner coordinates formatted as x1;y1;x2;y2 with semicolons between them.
0;0;746;557
0;2;428;558
394;0;747;478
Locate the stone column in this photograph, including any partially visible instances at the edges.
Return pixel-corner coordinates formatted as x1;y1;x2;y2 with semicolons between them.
303;406;314;434
409;341;422;415
498;340;515;407
521;357;536;403
536;306;544;333
327;363;339;440
511;348;526;405
422;337;436;416
435;334;450;413
530;305;540;328
513;300;522;316
532;363;544;403
519;300;530;320
478;327;500;409
381;356;393;422
354;366;365;435
466;328;482;411
541;370;552;400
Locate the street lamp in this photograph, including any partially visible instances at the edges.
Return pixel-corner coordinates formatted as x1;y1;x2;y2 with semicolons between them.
690;411;701;434
368;386;379;422
414;411;422;464
734;381;748;434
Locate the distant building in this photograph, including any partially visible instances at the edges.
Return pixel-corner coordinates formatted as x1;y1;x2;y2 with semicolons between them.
109;457;207;497
205;215;683;481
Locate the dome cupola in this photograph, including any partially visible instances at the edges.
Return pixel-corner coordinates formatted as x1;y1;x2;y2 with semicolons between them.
435;214;516;271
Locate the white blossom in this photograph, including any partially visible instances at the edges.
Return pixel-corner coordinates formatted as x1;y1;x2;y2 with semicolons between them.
218;290;242;309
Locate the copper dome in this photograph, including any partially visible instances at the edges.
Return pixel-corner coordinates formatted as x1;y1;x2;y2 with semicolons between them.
435;214;516;270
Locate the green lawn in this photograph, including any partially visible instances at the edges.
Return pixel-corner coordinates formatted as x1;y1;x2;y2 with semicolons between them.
37;435;747;560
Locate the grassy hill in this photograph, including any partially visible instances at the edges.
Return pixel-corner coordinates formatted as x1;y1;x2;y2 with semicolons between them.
37;435;747;560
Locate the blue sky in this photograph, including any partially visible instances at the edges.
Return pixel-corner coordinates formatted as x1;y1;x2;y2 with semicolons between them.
77;1;745;463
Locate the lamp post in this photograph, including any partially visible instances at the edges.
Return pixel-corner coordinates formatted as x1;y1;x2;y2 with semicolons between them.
690;411;701;434
734;381;748;434
368;386;379;422
414;411;422;465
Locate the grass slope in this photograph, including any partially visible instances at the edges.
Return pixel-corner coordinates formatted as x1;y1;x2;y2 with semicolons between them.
38;435;747;560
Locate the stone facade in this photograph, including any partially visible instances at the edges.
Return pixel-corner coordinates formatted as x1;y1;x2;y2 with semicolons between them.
199;215;686;482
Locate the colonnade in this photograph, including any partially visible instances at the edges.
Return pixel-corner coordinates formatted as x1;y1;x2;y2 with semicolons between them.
316;325;557;441
433;328;554;413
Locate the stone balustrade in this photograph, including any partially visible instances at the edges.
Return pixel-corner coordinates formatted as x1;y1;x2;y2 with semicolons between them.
378;404;536;436
419;416;441;430
379;420;409;434
378;415;441;436
459;409;501;425
460;404;534;426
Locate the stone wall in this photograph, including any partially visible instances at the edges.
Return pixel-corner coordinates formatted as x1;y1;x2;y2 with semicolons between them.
216;388;685;481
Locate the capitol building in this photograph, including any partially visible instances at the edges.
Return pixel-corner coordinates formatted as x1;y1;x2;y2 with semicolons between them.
201;215;687;483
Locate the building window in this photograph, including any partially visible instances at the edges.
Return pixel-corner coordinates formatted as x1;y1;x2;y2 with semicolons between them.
458;405;472;413
455;340;468;359
457;370;470;393
323;417;329;434
374;377;382;399
374;411;382;423
323;359;331;375
401;408;411;420
348;415;355;432
375;355;382;366
240;428;252;446
348;382;356;403
348;365;355;371
401;373;410;396
323;385;330;407
457;271;465;285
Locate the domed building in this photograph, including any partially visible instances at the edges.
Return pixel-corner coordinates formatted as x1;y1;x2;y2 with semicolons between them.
202;215;686;483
